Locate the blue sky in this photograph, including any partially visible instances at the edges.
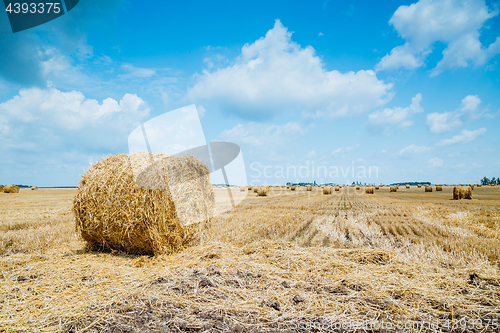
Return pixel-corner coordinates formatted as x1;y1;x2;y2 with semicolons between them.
0;0;499;186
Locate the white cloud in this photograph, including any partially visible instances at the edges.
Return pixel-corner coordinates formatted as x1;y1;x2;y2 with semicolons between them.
0;87;150;151
217;121;305;147
376;0;500;74
435;128;486;146
398;144;431;157
428;157;443;167
368;93;423;131
306;151;317;159
188;20;393;119
331;145;358;156
426;95;481;133
120;64;156;78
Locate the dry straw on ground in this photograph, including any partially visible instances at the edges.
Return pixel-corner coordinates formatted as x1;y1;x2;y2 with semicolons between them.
3;185;19;193
453;186;472;200
390;186;397;192
73;152;214;255
425;186;433;192
323;186;332;194
365;187;374;194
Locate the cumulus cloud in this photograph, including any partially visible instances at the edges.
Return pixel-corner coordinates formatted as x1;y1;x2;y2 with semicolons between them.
435;128;487;146
428;157;443;167
398;144;432;157
426;95;481;133
217;121;305;147
368;93;423;132
0;87;149;151
376;0;500;74
331;145;358;157
188;20;393;120
306;151;317;159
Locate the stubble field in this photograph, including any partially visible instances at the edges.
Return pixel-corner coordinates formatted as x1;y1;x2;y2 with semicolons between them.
1;186;499;332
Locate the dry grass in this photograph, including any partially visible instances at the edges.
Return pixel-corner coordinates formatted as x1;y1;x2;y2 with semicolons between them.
1;186;500;332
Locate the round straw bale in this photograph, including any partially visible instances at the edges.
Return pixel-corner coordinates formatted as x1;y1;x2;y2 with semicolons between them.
405;184;410;189
0;185;3;192
291;186;296;191
453;186;472;200
3;185;20;193
355;186;360;190
257;187;269;196
365;187;374;194
490;183;495;186
73;152;214;255
306;185;312;191
374;186;379;190
477;184;482;187
436;186;442;191
248;186;253;190
425;186;433;192
31;186;38;190
390;186;397;192
417;184;422;188
323;186;332;194
335;186;340;191
253;187;259;193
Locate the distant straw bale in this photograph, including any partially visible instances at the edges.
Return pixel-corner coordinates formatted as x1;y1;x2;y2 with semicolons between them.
291;186;296;191
425;186;433;192
356;186;360;190
366;187;374;194
31;186;38;190
248;186;253;190
405;184;410;189
306;185;312;191
323;186;332;194
253;187;259;193
3;185;20;193
436;186;442;191
453;186;472;200
0;185;3;192
490;184;495;186
73;152;214;255
335;186;340;191
390;186;397;192
374;186;379;190
477;184;482;187
417;184;422;188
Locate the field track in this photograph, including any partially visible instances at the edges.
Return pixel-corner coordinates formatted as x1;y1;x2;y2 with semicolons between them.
1;187;499;332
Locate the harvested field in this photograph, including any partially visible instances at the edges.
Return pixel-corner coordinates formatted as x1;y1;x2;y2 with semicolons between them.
1;186;500;332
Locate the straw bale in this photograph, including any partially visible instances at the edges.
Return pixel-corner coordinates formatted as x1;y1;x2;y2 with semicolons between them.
306;185;312;191
0;185;3;192
436;186;442;191
355;186;360;190
375;186;379;190
3;185;20;193
417;184;422;188
291;186;296;191
257;187;269;196
323;186;332;194
390;186;397;192
453;186;472;200
405;184;410;189
365;187;374;194
425;186;433;192
73;152;214;255
477;184;482;187
490;184;495;186
335;186;340;191
253;187;259;193
31;186;38;190
248;186;253;190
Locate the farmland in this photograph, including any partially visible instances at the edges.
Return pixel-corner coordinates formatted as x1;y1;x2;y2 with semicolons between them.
1;186;499;332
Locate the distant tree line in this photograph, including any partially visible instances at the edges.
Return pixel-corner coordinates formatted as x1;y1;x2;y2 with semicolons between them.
481;177;500;185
